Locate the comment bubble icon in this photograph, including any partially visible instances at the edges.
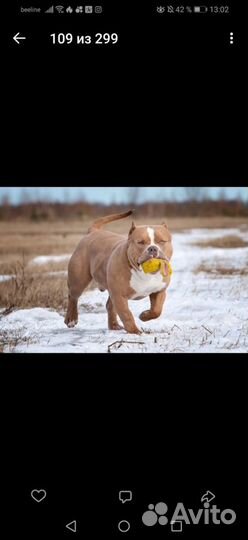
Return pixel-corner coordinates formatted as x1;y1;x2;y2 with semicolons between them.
119;490;133;504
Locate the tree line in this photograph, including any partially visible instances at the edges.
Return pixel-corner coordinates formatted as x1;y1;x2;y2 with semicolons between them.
0;198;247;221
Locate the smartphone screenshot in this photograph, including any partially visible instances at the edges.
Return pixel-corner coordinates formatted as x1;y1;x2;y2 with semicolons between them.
0;1;247;538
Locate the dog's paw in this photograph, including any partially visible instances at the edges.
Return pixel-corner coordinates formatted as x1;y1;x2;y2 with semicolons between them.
125;326;142;335
65;318;78;328
109;323;124;331
139;310;151;322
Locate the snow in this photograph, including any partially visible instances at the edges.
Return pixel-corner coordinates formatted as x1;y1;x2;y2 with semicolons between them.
0;275;14;282
29;255;70;265
1;228;248;353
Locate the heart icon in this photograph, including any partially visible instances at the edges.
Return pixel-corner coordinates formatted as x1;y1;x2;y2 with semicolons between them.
31;489;47;503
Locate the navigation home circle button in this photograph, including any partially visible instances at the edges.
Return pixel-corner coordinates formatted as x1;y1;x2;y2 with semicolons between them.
118;520;131;533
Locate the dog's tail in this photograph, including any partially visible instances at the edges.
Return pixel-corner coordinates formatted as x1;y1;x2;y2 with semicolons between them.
88;210;133;232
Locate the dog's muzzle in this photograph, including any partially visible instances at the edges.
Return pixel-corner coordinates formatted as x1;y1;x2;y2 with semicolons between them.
137;246;170;265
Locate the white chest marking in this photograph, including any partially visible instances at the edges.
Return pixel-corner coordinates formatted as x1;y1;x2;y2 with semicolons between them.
130;268;166;299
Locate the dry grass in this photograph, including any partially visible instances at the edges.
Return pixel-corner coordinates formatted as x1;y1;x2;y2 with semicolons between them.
193;235;248;249
0;262;68;310
0;259;69;275
195;263;248;276
0;329;36;353
0;257;97;311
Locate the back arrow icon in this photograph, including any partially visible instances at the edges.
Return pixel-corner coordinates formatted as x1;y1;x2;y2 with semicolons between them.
13;32;26;45
65;520;77;533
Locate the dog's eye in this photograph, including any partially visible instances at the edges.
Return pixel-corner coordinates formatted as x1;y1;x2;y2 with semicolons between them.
138;240;145;245
159;240;167;244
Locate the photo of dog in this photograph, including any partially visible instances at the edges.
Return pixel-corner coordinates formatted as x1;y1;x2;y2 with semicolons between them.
0;186;247;353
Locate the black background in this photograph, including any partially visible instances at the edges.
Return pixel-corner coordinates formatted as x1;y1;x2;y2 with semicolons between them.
0;356;247;537
0;1;248;538
1;0;247;183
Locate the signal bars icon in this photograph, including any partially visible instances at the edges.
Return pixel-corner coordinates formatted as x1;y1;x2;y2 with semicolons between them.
45;5;65;13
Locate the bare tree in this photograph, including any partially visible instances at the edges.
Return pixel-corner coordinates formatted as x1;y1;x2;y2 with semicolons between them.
1;193;10;206
217;187;227;201
127;187;141;206
184;187;206;201
20;188;31;204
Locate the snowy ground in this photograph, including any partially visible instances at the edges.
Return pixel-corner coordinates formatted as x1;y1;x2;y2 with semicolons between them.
1;228;248;353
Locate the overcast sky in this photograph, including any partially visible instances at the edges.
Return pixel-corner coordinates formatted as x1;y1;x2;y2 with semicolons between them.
0;186;247;205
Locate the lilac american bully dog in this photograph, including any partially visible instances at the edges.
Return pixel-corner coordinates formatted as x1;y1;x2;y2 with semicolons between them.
65;210;173;334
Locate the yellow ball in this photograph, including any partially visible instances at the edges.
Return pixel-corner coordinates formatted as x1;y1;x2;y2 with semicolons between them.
167;262;173;276
142;258;162;273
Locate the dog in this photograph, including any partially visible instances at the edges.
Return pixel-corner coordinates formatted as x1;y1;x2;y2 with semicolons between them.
64;210;173;334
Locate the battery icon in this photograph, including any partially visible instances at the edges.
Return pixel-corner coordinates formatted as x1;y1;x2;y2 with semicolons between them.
194;6;208;12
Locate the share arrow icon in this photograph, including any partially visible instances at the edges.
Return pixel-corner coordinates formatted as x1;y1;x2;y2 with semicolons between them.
65;520;77;533
201;491;215;503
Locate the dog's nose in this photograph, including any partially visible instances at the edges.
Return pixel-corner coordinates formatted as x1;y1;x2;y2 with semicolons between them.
147;245;158;257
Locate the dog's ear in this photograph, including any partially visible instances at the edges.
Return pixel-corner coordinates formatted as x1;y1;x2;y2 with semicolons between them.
161;222;168;229
129;221;136;236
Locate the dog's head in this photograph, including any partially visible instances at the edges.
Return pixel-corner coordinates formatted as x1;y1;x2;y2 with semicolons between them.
127;222;173;269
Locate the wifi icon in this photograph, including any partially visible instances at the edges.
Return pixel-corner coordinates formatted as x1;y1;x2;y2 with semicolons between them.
55;5;64;13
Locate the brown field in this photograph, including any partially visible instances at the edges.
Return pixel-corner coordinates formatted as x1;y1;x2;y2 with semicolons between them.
0;216;247;260
193;235;248;249
195;263;248;275
0;216;247;312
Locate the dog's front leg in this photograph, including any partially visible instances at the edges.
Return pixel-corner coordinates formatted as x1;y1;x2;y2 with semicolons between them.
139;290;166;322
111;294;141;335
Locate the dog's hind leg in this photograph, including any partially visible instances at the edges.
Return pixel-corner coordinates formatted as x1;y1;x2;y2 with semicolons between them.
106;296;123;330
64;256;92;328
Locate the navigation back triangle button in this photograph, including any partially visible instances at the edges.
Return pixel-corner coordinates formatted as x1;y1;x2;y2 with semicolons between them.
65;520;77;533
